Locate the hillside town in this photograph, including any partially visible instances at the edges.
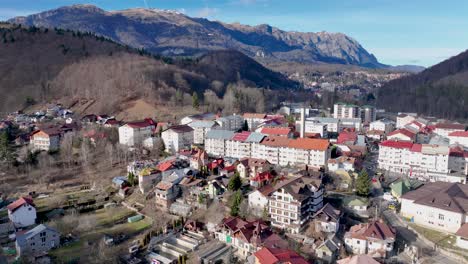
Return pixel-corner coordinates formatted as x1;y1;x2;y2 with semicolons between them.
0;101;467;264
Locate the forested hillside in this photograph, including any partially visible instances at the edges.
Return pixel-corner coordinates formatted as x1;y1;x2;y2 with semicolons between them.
377;49;468;119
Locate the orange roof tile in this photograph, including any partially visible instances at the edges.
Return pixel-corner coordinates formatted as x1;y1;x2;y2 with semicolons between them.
288;138;329;151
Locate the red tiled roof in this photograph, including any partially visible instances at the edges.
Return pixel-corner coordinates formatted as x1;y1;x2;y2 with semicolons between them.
260;127;292;136
288;138;329;151
347;220;396;241
435;123;465;130
261;136;291;147
222;165;236;172
388;128;416;139
7;197;35;213
337;131;357;144
251;171;274;183
254;247;309;264
158;160;175;172
449;131;468;137
380;140;413;149
232;131;251;142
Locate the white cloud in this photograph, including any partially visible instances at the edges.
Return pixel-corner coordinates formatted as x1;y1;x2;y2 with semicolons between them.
195;7;219;18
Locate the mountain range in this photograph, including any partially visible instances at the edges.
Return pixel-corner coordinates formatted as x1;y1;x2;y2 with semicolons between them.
9;4;384;68
0;23;296;115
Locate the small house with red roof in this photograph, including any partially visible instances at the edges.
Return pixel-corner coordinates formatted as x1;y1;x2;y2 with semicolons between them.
237;158;271;179
344;220;396;258
8;197;36;228
118;118;156;147
254;247;310;264
250;171;275;188
387;128;416;142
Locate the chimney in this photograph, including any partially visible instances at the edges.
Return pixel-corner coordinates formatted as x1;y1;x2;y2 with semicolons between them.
300;107;306;138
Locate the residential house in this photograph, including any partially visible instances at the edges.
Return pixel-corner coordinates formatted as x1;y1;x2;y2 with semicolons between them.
154;170;185;209
216;115;244;131
433;123;465;137
250;171;275;188
31;128;61;151
343;196;368;217
366;130;385;141
327;156;356;173
254;247;309;264
337;254;380;264
206;176;229;199
312;203;341;234
455;223;468;250
258;127;293;138
8;197;36;228
386;128;416;142
15;224;60;257
161;124;194;153
137;168;161;194
243;113;268;131
118;119;155;147
400;182;468;233
248;185;276;218
237;158;271;179
268;172;324;234
448;131;468;148
396;114;416;129
190;149;209;171
389;178;423;201
344;220;396;258
315;236;341;264
369;119;395;134
215;217;288;257
189;120;219;145
112;176;128;189
205;130;235;157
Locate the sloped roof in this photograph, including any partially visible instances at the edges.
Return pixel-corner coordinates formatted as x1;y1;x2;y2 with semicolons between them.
244;113;267;119
435;123;465;130
232;131;252;142
7;197;35;212
288;138;329;151
380;140;413;149
313;203;341;222
261;136;291;147
388;128;416;139
260;127;292;136
346;220;396;241
205;130;235;140
16;224;59;248
449;131;468;137
189;120;217;128
166;124;193;133
401;182;468;214
456;223;468;238
254;247;309;264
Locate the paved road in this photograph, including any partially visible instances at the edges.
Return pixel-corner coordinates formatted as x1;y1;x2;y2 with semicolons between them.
383;210;461;264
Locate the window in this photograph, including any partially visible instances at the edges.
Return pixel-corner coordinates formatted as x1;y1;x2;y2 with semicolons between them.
41;237;46;243
356;240;360;244
439;214;444;220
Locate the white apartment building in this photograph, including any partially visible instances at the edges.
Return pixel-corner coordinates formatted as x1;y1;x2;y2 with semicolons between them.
268;173;324;234
369;119;395;134
448;131;468;148
118;120;155;147
204;130;235;157
31;129;61;151
307;117;340;133
378;140;465;183
344;220;396;259
400;182;468;233
225;132;265;159
188;120;219;145
340;118;363;132
161;125;194;153
215;115;244;131
248;188;271;217
333;103;360;119
433;123;466;137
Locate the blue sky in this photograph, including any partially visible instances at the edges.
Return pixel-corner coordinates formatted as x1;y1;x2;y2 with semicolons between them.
1;0;467;67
